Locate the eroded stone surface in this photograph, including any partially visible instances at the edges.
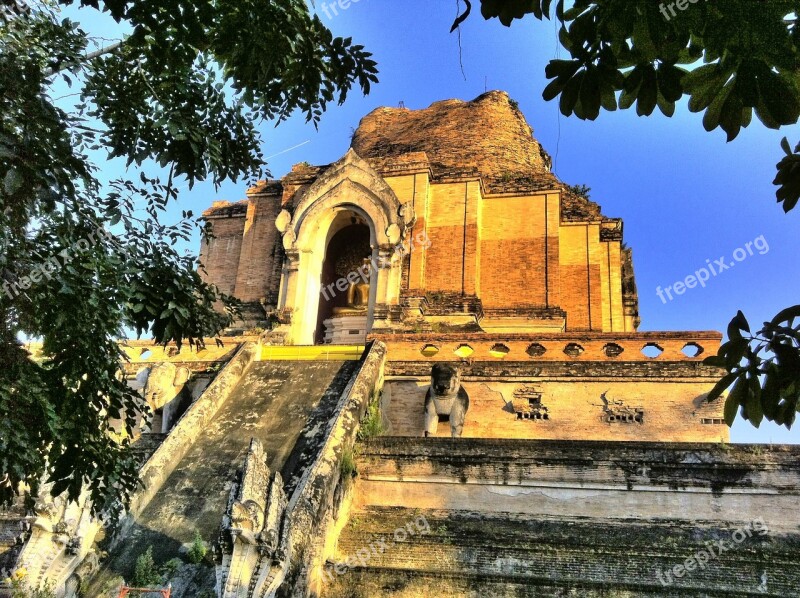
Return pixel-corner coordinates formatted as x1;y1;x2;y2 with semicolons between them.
322;440;800;597
86;360;356;596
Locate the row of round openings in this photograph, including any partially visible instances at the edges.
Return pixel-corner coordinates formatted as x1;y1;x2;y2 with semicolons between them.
641;342;704;359
419;341;706;359
421;343;502;359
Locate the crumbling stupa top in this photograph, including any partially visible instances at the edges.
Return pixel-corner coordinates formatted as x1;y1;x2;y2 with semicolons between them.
351;90;604;220
352;90;552;181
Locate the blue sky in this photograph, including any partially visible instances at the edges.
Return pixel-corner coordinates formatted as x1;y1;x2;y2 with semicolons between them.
65;1;799;442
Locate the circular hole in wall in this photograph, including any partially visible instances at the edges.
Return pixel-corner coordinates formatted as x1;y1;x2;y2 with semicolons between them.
420;344;440;357
641;343;664;359
602;343;625;358
489;343;510;358
454;344;474;358
681;342;704;358
526;343;547;358
563;343;585;358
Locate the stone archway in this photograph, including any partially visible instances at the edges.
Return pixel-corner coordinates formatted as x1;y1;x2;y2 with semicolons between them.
275;149;413;345
316;218;372;344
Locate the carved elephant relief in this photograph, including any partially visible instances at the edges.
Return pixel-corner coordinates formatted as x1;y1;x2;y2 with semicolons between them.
132;362;191;433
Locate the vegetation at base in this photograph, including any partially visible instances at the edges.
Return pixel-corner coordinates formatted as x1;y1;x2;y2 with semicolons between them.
161;557;184;578
340;448;357;479
358;394;384;441
5;569;56;598
133;546;162;588
187;529;208;564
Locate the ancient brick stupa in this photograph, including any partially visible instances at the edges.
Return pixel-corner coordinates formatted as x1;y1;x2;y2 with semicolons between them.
201;90;640;342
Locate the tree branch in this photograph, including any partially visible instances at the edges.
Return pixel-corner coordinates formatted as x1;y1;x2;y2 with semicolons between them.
45;40;124;77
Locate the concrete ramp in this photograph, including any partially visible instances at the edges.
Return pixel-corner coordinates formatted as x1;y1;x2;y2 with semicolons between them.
87;359;358;596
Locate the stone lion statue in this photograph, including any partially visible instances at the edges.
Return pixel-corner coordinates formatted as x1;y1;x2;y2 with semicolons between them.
424;363;470;438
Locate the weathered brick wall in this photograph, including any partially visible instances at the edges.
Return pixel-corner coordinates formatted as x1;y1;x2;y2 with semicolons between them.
559;223;606;330
198;92;639;332
199;205;246;296
420;181;472;293
354;438;800;532
329;512;799;597
351;91;552;180
321;440;800;596
479;194;549;308
232;190;283;303
381;173;622;330
201;191;283;304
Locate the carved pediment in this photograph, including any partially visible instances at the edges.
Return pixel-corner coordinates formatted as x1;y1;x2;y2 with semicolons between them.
276;149;412;251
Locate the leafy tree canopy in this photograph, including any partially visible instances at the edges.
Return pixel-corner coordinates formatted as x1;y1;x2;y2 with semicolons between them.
0;0;376;516
463;0;800;429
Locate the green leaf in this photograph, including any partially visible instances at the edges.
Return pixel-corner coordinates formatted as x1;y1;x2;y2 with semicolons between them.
707;371;738;402
724;378;745;426
770;305;800;326
745;377;763;427
702;82;734;133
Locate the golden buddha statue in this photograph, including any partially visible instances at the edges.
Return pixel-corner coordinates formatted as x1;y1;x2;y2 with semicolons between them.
332;258;371;315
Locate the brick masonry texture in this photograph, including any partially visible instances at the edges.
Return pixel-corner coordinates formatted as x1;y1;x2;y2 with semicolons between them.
351;92;553;183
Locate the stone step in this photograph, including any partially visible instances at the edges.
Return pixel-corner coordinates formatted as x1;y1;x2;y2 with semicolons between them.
323;507;798;597
324;567;774;598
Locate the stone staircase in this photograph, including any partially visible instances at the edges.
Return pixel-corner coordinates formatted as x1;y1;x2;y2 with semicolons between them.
86;359;359;597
